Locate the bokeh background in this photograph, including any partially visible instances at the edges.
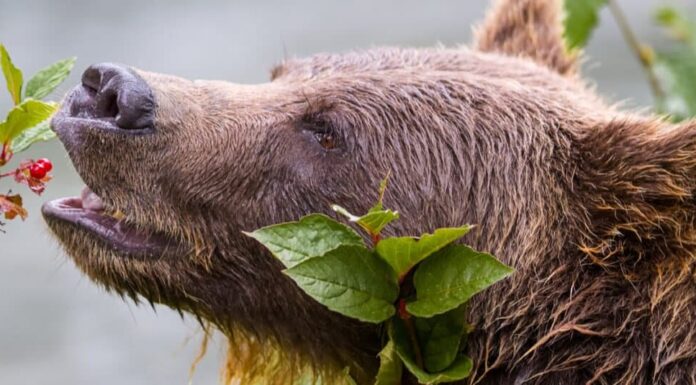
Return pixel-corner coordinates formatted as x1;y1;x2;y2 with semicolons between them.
1;1;695;384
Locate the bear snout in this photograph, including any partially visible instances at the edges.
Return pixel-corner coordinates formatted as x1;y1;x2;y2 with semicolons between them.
53;62;155;138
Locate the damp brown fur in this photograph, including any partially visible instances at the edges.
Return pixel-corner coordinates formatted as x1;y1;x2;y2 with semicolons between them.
45;0;696;384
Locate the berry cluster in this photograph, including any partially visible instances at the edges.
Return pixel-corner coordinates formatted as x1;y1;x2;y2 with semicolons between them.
28;158;53;179
0;157;54;229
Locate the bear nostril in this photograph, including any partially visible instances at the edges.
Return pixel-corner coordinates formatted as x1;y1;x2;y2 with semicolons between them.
81;65;102;94
96;88;119;120
77;63;154;131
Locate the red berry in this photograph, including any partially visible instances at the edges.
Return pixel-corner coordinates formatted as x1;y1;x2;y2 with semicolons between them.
29;163;47;179
36;158;53;172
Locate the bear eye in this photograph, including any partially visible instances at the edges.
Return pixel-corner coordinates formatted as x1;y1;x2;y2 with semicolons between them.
314;130;337;150
300;109;344;152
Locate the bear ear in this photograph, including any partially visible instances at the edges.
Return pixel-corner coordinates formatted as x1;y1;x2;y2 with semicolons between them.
473;0;577;76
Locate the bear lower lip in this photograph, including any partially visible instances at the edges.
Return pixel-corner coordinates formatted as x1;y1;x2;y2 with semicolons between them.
42;191;183;258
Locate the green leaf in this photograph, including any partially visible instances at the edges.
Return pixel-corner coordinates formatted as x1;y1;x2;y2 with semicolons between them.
332;204;400;236
563;0;608;49
25;57;76;100
244;214;364;268
331;174;400;236
0;44;23;105
406;244;513;317
390;319;473;384
402;350;472;384
374;340;403;385
375;226;472;279
284;245;399;323
0;99;58;144
414;306;466;373
10;119;56;154
655;7;696;43
359;209;400;236
654;51;696;121
652;7;696;121
372;173;390;211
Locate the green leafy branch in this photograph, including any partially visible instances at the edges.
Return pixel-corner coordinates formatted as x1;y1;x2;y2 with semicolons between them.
246;177;513;385
0;43;75;230
563;0;696;121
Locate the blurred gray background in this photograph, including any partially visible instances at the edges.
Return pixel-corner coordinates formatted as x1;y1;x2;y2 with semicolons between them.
0;1;694;384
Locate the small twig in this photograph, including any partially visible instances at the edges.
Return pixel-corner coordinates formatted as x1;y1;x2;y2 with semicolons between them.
0;165;27;179
607;0;665;101
398;299;424;370
0;142;11;165
403;316;424;370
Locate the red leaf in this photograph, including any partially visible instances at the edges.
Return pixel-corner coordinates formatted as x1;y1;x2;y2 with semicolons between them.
0;194;28;220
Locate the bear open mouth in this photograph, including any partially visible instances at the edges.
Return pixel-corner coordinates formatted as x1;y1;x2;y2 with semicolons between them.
42;187;182;258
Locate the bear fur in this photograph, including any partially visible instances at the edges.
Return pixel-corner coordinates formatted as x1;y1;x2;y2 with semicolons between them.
44;0;696;384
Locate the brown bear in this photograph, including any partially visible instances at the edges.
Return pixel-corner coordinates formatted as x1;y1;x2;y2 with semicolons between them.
42;0;696;384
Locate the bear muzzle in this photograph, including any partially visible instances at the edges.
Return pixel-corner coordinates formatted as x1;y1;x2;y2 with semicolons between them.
51;62;156;140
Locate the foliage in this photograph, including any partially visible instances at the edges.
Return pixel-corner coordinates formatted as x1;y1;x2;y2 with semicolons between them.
563;0;696;121
0;43;75;230
563;0;607;49
653;7;696;121
247;178;513;384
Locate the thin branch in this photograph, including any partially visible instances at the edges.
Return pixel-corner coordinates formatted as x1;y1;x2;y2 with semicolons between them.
607;0;665;101
0;142;11;166
403;316;425;370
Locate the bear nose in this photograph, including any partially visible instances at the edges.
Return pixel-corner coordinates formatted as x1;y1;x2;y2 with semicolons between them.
76;63;155;131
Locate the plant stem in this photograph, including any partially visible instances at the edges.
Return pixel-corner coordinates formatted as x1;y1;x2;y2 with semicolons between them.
0;142;10;166
607;0;665;101
402;316;424;370
0;166;23;179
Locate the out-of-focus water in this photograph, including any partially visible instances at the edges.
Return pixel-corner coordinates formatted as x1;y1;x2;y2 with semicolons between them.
0;1;693;384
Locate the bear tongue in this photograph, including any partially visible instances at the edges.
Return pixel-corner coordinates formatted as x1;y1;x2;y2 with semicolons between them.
81;187;105;212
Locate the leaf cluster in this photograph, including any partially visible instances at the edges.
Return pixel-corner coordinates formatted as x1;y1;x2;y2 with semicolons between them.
0;44;75;226
246;178;513;384
563;0;696;121
0;44;75;157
